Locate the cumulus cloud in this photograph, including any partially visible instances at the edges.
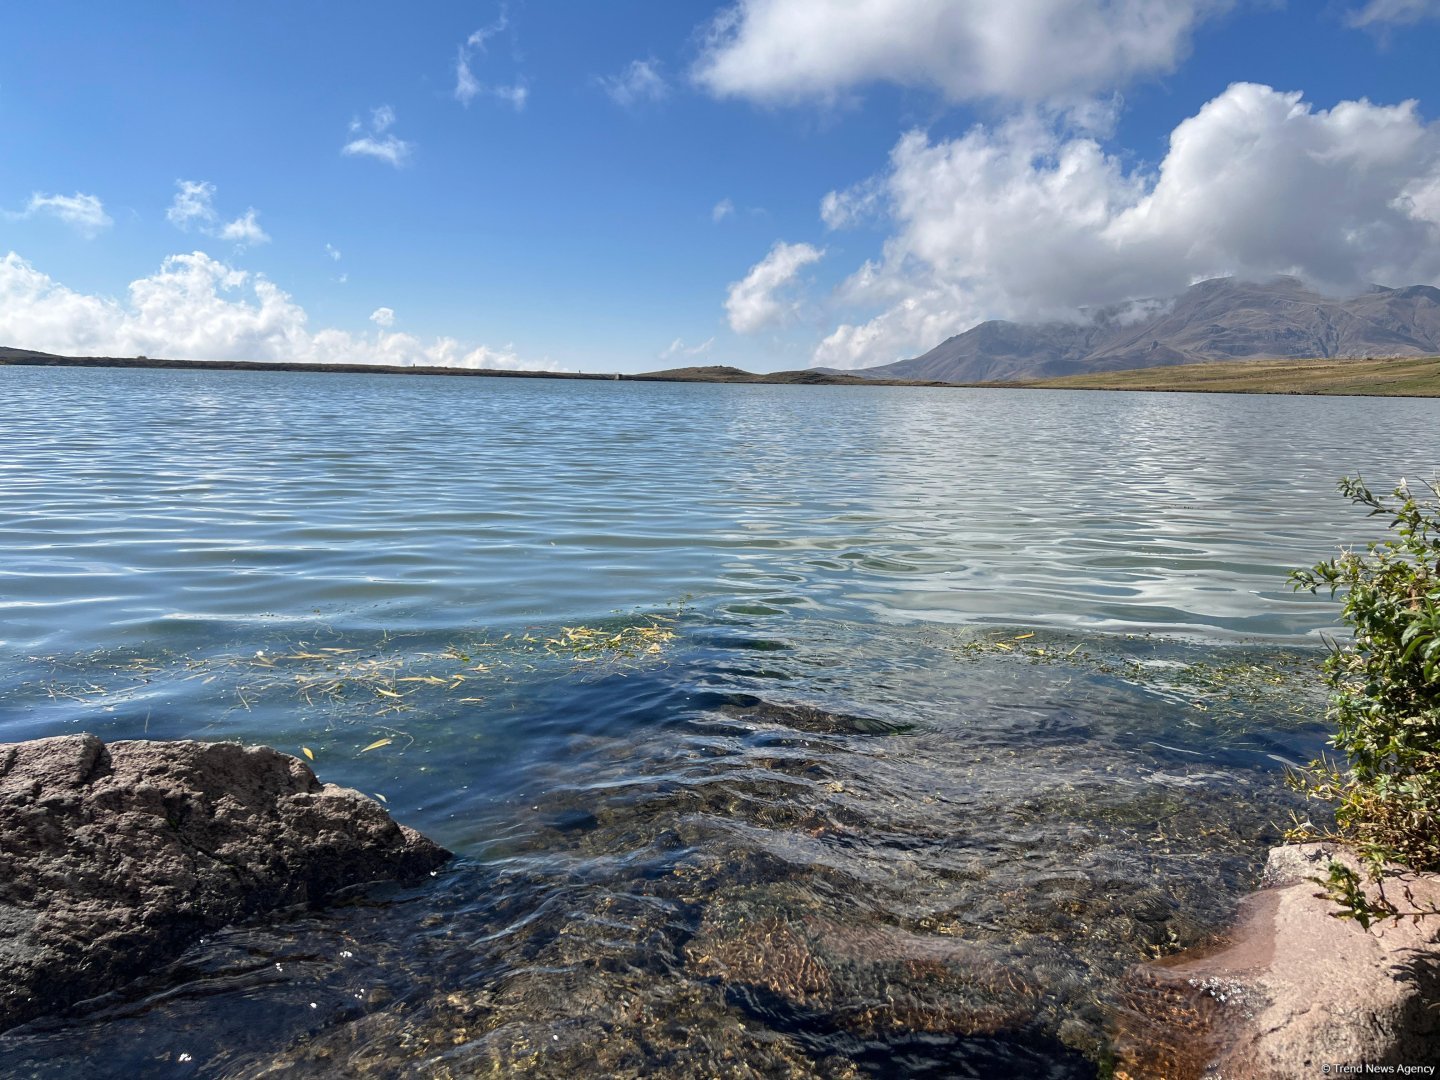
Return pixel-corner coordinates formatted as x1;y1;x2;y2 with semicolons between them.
0;250;556;370
694;0;1233;105
812;83;1440;368
325;243;342;262
342;106;413;167
1347;0;1440;26
820;179;884;230
9;192;113;237
166;180;270;246
726;240;824;333
599;59;668;107
369;306;396;328
217;208;270;247
166;180;218;229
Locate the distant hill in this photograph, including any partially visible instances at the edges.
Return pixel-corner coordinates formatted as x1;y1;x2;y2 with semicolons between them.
855;277;1440;383
0;346;63;361
0;351;936;388
630;364;938;386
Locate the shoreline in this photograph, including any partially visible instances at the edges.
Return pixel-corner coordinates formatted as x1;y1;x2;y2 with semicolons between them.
3;349;1438;397
0;352;948;388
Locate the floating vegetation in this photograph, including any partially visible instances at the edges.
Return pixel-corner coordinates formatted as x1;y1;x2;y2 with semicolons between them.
950;628;1325;731
544;622;676;660
6;609;682;748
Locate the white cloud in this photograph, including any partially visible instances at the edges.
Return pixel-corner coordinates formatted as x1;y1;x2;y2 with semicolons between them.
10;192;113;237
491;83;529;111
457;65;528;110
325;243;342;262
369;306;396;328
456;50;483;106
600;59;668;107
342;136;411;167
726;240;824;333
712;198;735;222
217;209;270;247
694;0;1233;105
343;106;412;167
0;250;557;371
457;55;528;110
166;180;271;246
812;83;1440;368
660;336;715;360
166;180;218;230
1347;0;1440;26
466;12;509;51
454;11;528;110
820;179;884;230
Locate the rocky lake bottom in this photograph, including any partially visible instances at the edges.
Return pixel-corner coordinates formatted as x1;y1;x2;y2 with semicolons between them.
2;618;1331;1077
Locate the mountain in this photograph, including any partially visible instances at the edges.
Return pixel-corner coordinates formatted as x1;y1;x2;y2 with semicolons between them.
855;277;1440;383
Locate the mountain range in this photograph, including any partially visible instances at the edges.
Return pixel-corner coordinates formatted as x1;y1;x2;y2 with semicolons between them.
854;277;1440;383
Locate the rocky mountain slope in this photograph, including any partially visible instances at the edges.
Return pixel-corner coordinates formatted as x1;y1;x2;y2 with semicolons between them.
857;277;1440;383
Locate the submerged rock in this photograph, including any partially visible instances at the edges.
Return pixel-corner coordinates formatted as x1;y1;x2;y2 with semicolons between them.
718;696;914;736
0;733;450;1032
1113;842;1440;1078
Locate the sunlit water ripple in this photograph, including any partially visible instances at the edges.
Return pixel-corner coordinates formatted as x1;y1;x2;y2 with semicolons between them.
1;366;1435;1077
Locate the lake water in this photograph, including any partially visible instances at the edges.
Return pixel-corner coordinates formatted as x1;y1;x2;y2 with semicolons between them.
2;365;1435;1077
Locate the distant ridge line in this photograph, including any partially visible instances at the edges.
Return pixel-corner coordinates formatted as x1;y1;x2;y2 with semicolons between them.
0;352;947;387
3;347;1437;396
0;349;612;381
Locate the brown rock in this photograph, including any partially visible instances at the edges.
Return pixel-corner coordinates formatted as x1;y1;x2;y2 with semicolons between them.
0;734;450;1032
1113;843;1440;1078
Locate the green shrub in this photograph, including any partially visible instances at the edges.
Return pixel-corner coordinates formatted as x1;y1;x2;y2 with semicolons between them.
1289;476;1440;877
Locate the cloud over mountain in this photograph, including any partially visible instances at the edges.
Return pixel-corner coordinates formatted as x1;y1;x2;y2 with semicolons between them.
815;83;1440;369
851;276;1440;383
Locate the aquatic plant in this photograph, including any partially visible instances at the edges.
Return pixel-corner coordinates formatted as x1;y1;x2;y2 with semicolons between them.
1288;476;1440;916
950;630;1319;731
8;610;680;765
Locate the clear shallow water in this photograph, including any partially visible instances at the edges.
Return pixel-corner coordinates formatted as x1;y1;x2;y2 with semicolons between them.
1;366;1436;1076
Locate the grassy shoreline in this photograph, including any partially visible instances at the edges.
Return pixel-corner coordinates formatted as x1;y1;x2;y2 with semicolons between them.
1016;355;1440;397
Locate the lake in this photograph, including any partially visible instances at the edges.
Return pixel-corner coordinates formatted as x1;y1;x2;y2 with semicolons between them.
2;365;1435;1077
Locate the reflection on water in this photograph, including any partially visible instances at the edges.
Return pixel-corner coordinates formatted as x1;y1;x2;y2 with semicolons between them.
0;367;1434;1075
3;368;1433;658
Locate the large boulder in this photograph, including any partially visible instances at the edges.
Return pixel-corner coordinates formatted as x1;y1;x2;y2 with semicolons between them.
1113;843;1440;1077
0;734;450;1032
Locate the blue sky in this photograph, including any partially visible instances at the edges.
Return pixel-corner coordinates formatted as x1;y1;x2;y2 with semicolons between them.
3;1;1440;373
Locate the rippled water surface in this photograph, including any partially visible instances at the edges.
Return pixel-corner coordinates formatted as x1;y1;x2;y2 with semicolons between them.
2;366;1436;1077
